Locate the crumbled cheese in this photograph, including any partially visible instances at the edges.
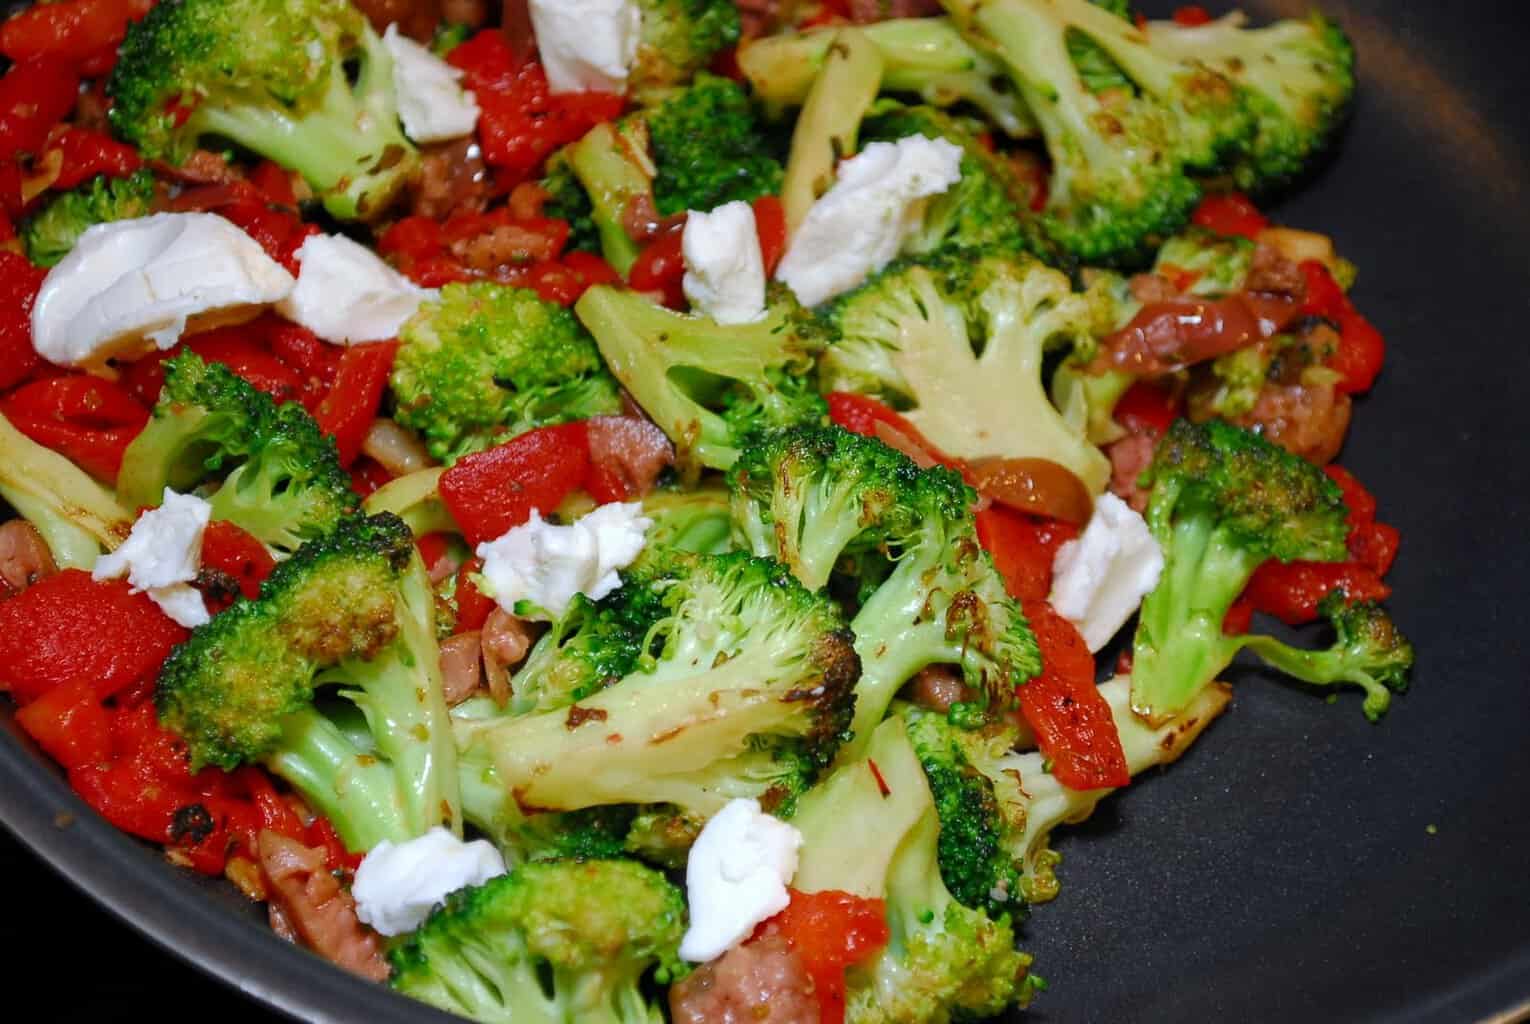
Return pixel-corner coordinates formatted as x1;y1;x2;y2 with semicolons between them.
528;0;641;95
352;827;507;937
276;234;435;345
679;798;801;963
92;489;213;628
475;502;651;620
1049;493;1164;651
383;24;480;144
682;201;766;325
30;213;294;369
776;136;964;307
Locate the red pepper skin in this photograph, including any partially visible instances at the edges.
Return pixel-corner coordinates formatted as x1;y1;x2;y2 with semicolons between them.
201;519;276;602
439;422;592;545
751;195;787;276
47;126;141;190
755;889;889;1024
0;374;149;480
0;0;150;68
1114;380;1181;440
454;557;496;634
314;341;399;467
1191;192;1268;240
348;456;394;499
0;250;48;390
1172;5;1214;26
627;230;687;309
1243;561;1391;626
1297;260;1386;393
15;678;112;770
0;570;188;704
0;57;80;161
976;505;1079;604
1017;599;1130;790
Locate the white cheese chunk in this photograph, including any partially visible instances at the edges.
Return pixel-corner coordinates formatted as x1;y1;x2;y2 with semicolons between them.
528;0;641;95
352;827;507;937
384;24;481;144
682;201;766;325
475;502;651;620
31;213;294;369
679;798;801;963
92;488;213;628
1049;492;1164;652
277;234;435;345
776;136;964;308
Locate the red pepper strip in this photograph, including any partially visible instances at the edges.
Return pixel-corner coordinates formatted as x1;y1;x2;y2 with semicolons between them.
313;341;399;468
824;392;949;463
1172;5;1214;26
416;531;454;577
754;889;889;1024
201;519;276;602
1017;599;1130;790
1297;260;1386;393
0;374;149;481
0;0;150;68
1190;192;1268;241
751;195;787;276
1112;380;1181;440
439;422;592;545
248;159;297;206
1242;561;1391;626
349;456;394;500
0;57;80;162
454;557;496;634
975;504;1079;604
0;250;47;390
46;126;141;190
15;678;112;770
628;229;687;308
0;570;188;704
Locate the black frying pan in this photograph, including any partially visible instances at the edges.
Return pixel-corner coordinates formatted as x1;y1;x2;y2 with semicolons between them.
4;0;1530;1020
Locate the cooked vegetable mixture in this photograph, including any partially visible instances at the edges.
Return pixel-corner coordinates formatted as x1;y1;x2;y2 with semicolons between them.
0;0;1409;1019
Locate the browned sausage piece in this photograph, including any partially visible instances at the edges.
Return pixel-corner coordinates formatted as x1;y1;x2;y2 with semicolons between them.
669;936;822;1024
0;521;58;599
257;831;390;982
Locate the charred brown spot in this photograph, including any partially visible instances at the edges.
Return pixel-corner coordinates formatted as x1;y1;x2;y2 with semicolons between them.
565;704;609;730
169;803;215;845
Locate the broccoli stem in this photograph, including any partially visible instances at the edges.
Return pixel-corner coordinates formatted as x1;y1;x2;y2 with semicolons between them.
565;121;655;275
781;28;885;234
362;467;456;537
268;706;417;850
0;409;132;568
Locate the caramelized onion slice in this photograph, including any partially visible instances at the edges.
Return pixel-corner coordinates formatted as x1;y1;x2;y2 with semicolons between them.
362;418;437;478
967;457;1094;525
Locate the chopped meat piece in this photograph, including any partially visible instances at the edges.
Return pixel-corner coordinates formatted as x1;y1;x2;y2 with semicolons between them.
0;520;57;599
669;936;822;1024
906;664;973;714
482;608;537;704
1236;375;1353;466
439;630;486;705
443;0;490;27
1245;243;1307;298
410;139;492;221
849;0;943;20
1105;432;1157;513
1128;271;1181;305
155;149;243;185
587;415;675;500
257;831;390;982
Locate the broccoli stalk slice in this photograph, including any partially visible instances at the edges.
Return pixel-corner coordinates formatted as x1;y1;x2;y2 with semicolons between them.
995;675;1230;902
564;120;656;276
739;18;1037;138
575;286;824;471
780;27;885;234
0;409;133;569
361;467;455;537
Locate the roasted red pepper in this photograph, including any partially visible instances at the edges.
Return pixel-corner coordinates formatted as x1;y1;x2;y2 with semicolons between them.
0;250;48;391
1191;192;1268;241
1112;380;1181;440
0;57;80;161
627;229;687;309
313;341;398;467
755;889;889;1024
46;126;141;190
439;421;592;545
976;505;1079;604
453;557;496;634
0;0;150;69
0;374;150;481
200;519;277;603
752;195;787;276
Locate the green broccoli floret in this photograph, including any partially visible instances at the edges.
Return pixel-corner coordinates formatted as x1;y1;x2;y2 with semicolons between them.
817;252;1111;493
454;551;860;820
630;0;741;100
1066;0;1134;95
22;170;155;268
107;0;417;221
574;285;826;471
117;351;357;555
390;859;685;1024
1144;12;1355;197
728;425;1040;761
156;513;461;851
738;18;1037;139
1131;418;1412;723
641;484;736;557
792;716;1037;1023
1153;225;1255;294
941;0;1254;265
389;282;622;464
0;408;135;570
430;20;471;57
648;74;782;217
541;153;600;256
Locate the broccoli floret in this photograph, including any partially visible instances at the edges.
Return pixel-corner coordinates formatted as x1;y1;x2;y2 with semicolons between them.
941;0;1255;265
390;282;623;464
738;18;1036;139
574;285;826;471
1131;418;1412;723
22;170;156;268
454;551;860;820
792;716;1037;1023
817;253;1111;494
0;408;134;570
390;859;685;1024
648;74;782;217
541;154;600;256
1144;12;1355;197
641;484;736;557
156;512;461;851
1153;225;1256;295
728;425;1040;760
118;351;357;555
430;20;471;57
630;0;741;100
107;0;417;221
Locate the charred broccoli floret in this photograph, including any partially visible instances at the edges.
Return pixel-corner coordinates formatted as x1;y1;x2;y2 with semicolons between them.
118;351;357;555
728;425;1040;759
389;282;622;464
630;0;741;99
156;513;460;850
390;858;685;1024
454;551;860;820
575;285;826;471
22;170;155;268
647;73;783;217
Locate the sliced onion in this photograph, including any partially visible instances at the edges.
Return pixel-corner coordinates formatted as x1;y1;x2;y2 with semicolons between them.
967;457;1094;525
439;632;485;706
362;418;436;477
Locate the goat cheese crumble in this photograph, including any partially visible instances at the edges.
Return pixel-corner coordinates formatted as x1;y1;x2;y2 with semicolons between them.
92;488;213;628
679;798;802;963
682;200;767;325
528;0;641;95
1049;492;1164;652
352;827;507;937
475;502;652;620
277;233;436;345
